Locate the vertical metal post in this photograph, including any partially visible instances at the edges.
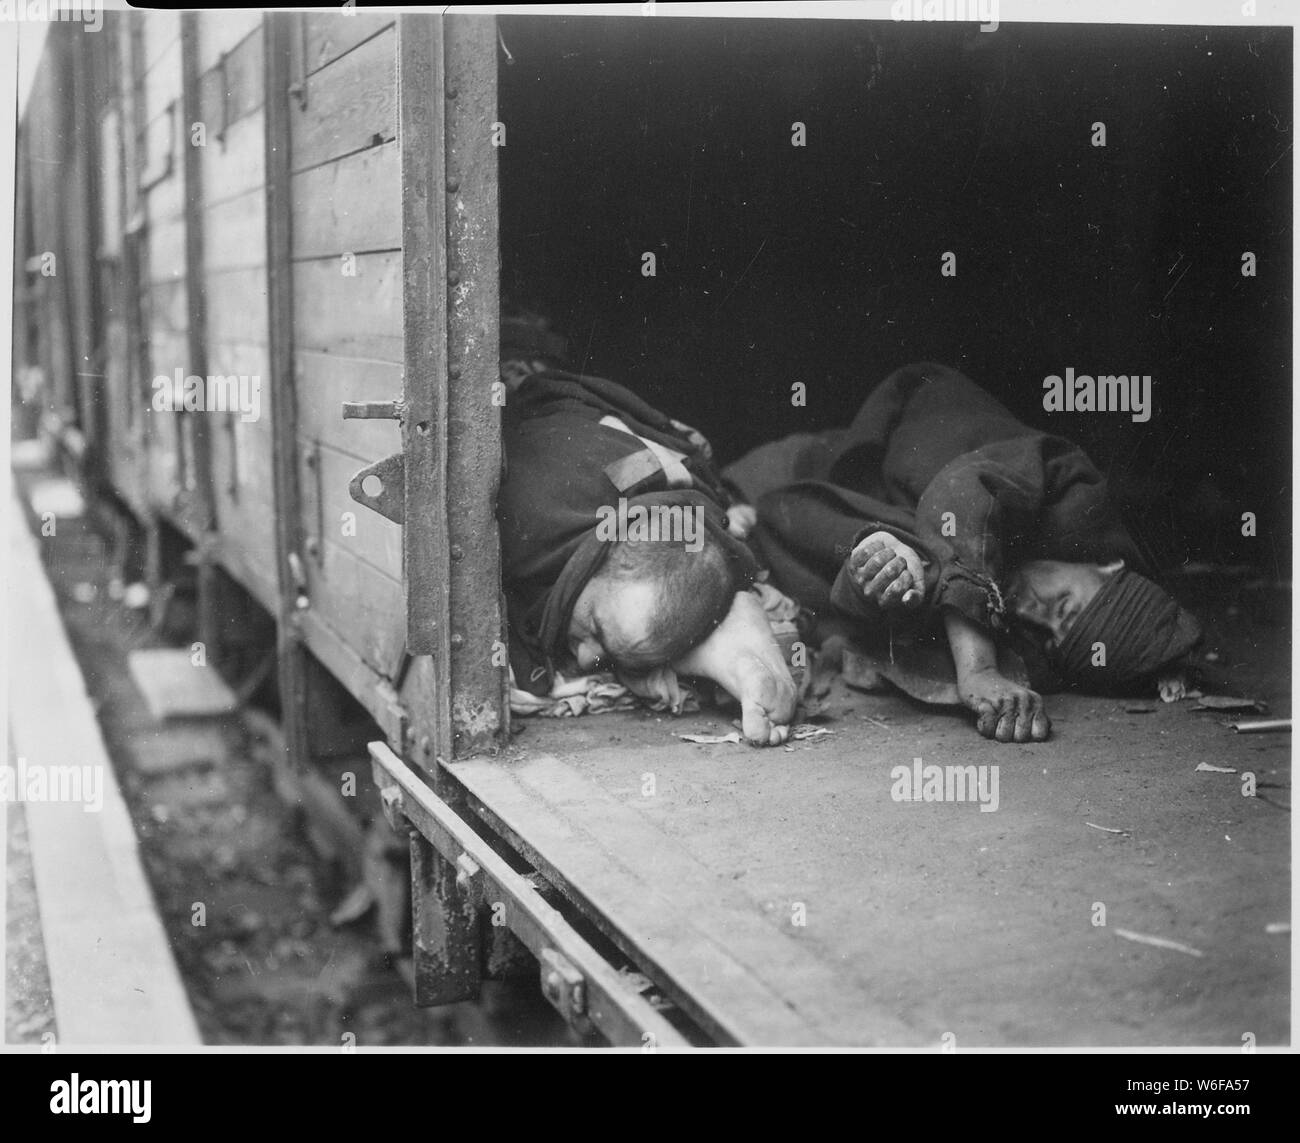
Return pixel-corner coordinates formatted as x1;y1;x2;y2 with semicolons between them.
181;14;219;655
395;13;507;1003
120;17;149;486
50;29;80;436
68;29;107;494
410;833;482;1005
264;14;311;777
397;16;455;779
13;125;32;391
395;14;505;764
444;15;506;758
398;15;453;665
179;12;214;533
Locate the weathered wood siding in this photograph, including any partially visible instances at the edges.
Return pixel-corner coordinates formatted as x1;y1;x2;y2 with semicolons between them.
287;14;405;681
193;11;278;607
131;12;192;519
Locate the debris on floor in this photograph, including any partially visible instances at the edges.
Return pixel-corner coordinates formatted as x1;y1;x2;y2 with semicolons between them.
1085;821;1130;835
681;728;832;748
1194;762;1237;774
790;725;833;741
678;731;743;745
1194;694;1268;712
1113;929;1205;958
1230;718;1291;734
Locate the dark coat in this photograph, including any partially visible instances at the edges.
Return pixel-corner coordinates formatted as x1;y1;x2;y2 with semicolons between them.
499;368;750;695
723;362;1146;634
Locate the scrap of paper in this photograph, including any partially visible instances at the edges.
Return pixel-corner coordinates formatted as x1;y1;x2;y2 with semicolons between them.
1195;694;1267;712
677;732;743;745
790;725;833;741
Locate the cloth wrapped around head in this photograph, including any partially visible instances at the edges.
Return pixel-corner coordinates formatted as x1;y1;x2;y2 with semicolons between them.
1051;568;1202;690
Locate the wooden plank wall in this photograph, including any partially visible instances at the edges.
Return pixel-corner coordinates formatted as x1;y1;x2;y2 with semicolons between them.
100;17;150;516
12;126;36;439
134;12;190;519
22;15;426;737
95;19;146;517
194;10;279;608
63;30;103;480
287;13;406;682
21;44;76;433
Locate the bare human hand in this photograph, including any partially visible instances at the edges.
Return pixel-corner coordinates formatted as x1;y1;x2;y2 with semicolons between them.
958;667;1051;743
849;531;925;611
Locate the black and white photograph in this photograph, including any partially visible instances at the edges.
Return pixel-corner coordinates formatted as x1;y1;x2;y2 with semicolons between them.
1;0;1293;1090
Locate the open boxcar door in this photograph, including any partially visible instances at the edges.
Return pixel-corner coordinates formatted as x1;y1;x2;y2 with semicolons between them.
347;14;913;1048
340;14;697;1046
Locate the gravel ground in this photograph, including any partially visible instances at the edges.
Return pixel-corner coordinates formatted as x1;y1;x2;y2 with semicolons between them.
5;797;57;1046
15;468;571;1047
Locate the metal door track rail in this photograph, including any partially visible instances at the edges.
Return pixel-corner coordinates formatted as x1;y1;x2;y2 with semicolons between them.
368;742;688;1048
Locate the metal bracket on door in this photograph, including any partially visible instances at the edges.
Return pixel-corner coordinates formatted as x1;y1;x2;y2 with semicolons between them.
342;400;406;525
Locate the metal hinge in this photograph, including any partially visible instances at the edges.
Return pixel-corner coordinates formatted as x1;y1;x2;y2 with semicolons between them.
540;948;589;1032
341;401;406;525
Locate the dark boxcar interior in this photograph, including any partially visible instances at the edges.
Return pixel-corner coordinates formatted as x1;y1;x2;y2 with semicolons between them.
497;16;1292;574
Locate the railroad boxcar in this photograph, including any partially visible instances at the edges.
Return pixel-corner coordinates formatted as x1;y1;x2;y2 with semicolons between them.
16;9;710;1046
14;10;1291;1046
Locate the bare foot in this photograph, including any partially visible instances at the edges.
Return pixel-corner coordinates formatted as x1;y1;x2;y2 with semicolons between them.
672;591;797;746
848;532;925;611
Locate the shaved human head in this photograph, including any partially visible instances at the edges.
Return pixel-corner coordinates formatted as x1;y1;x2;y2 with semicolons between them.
568;534;739;673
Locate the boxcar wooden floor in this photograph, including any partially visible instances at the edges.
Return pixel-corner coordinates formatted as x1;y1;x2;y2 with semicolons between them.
449;617;1290;1046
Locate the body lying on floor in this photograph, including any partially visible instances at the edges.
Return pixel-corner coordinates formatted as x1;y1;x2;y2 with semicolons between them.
496;326;1201;747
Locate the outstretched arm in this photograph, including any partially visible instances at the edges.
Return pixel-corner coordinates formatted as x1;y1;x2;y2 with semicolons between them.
944;609;1051;743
